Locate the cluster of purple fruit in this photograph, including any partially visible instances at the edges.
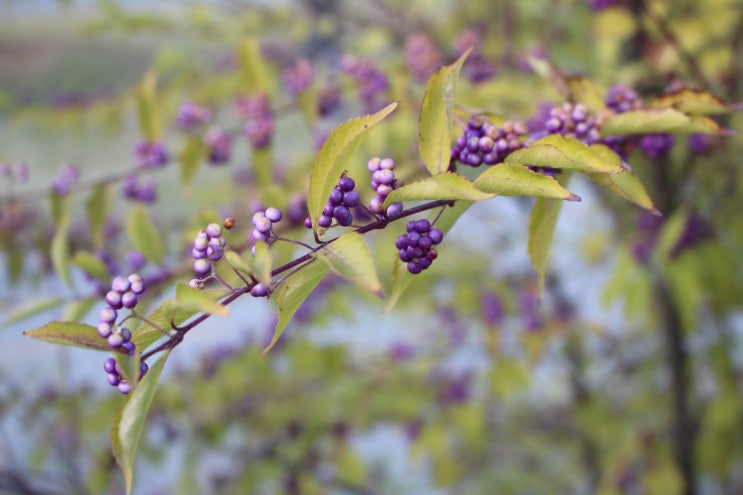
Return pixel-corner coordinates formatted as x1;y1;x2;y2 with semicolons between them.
530;102;601;145
282;58;315;96
97;273;148;394
191;223;227;279
203;127;233;164
340;55;390;114
404;33;443;83
175;100;212;132
450;116;527;168
396;219;443;274
133;140;169;169
51;162;80;196
123;174;156;203
367;157;403;217
239;92;273;149
306;177;360;229
252;206;282;244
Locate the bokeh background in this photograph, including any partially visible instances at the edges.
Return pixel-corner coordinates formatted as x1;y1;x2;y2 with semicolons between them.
1;0;743;494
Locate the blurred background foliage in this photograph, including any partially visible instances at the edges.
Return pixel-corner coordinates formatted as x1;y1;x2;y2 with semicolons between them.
1;0;743;494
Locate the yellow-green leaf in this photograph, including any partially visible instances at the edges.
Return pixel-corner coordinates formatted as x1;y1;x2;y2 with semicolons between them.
505;135;624;175
224;244;272;286
111;352;169;495
267;259;329;352
600;108;723;135
70;250;111;281
237;37;270;93
171;282;229;317
86;183;112;250
584;145;658;213
308;102;398;231
5;297;66;325
418;49;470;175
649;88;735;115
528;197;563;295
315;232;383;298
179;136;207;188
23;321;109;351
386;172;494;204
125;204;165;264
474;163;580;201
136;70;162;141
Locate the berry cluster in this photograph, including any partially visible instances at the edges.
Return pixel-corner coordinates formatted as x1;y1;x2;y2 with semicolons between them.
103;356;148;396
134;140;169;169
282;58;315;96
191;223;227;280
367;157;402;217
123;174;157;203
51;162;80;196
239;92;273;149
175;100;212;132
340;55;390;114
405;33;443;83
588;0;626;11
0;162;28;183
204;127;233;165
252;206;282;244
638;133;675;158
604;83;642;113
450;116;527;168
395;219;443;274
532;102;600;145
97;273;147;394
307;177;360;229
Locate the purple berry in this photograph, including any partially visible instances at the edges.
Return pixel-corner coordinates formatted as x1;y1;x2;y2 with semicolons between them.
428;228;443;244
128;274;145;294
117;381;131;395
121;291;138;309
338;177;355;192
108;373;121;386
99;307;117;324
414;219;430;233
254;215;272;234
250;283;268;297
104;358;117;373
206;222;222;238
108;333;124;348
343;191;360;207
407;262;422;274
194;258;211;277
121;341;136;356
328;188;344;206
265;206;282;222
318;215;332;228
98;323;113;339
105;291;123;309
111;275;131;293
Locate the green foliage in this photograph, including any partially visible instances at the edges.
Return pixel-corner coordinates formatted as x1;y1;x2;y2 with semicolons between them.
315;232;383;298
23;321;110;351
124;204;165;264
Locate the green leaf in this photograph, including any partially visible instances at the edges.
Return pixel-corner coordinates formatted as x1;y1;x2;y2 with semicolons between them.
112;352;169;495
385;200;472;313
308;102;398;230
600;108;723;135
136;70;162;141
23;321;110;351
315;232;383;298
385;172;494;204
583;145;659;213
418;49;470;176
178;136;207;188
474;163;581;201
171;282;230;317
125;204;165;265
50;192;72;288
86;183;112;250
62;297;98;323
564;76;606;112
70;250;111;281
132;295;221;350
267;259;329;352
237;37;270;93
649;88;735;115
4;297;66;325
251;146;273;189
224;244;272;285
505;135;624;175
528;197;563;295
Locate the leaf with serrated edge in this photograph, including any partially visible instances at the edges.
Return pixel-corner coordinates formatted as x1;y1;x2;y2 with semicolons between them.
308;102;398;230
125;205;165;265
528;197;563;295
23;321;110;351
112;352;169;495
266;259;328;352
600;108;722;136
385;200;472;313
505;135;624;175
418;49;471;176
172;282;229;317
474;163;580;201
315;232;383;298
385;173;494;204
